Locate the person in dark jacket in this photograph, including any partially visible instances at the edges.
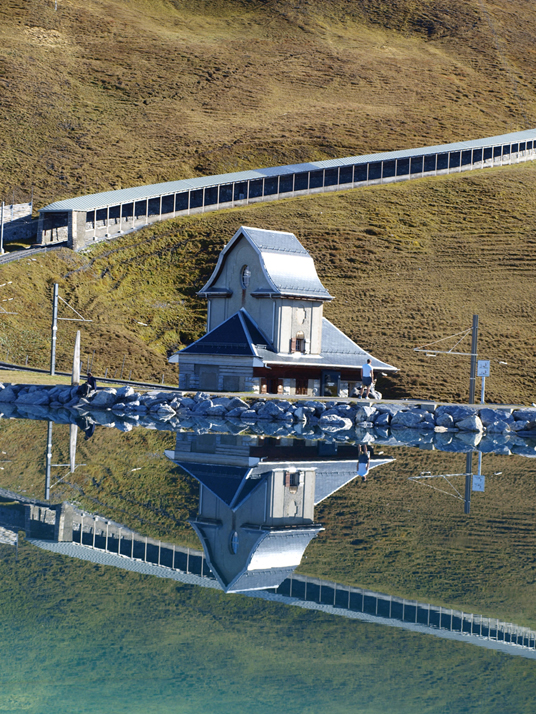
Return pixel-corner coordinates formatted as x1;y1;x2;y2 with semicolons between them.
78;372;97;398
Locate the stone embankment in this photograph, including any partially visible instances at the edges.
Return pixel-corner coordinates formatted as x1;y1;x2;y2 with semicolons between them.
1;383;536;455
1;383;536;436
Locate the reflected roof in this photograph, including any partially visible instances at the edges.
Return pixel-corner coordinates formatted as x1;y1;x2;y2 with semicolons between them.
41;128;536;212
176;461;264;510
190;524;323;593
313;458;395;504
29;539;536;659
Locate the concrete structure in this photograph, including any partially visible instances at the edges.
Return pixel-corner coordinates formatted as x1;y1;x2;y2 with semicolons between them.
0;202;35;244
37;128;536;251
169;226;396;396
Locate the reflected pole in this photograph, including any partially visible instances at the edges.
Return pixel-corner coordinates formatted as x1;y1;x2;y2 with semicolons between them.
69;423;78;473
464;452;472;515
45;421;52;500
50;283;59;376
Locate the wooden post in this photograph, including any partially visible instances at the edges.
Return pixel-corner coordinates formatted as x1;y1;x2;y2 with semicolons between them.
72;330;81;385
69;423;77;473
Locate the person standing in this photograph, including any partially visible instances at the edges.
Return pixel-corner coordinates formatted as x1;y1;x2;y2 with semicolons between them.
360;359;374;399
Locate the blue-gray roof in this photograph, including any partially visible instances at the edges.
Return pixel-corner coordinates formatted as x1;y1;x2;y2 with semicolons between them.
256;318;397;371
199;226;333;301
176;308;272;358
179;311;262;356
174;310;397;371
41;127;536;213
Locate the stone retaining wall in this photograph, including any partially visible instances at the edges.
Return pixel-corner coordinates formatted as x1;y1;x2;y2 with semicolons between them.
1;383;535;455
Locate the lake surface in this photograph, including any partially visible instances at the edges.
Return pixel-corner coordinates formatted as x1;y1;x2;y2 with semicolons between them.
1;416;535;713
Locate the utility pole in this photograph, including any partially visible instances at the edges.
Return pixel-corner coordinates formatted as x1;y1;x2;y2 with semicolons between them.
468;314;479;403
50;283;59;375
0;201;4;255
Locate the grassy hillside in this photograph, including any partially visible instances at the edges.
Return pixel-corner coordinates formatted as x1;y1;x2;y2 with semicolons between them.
1;0;536;397
1;0;536;205
0;161;535;401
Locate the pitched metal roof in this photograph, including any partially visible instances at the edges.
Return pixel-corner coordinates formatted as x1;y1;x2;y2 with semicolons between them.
242;226;310;256
40;127;536;213
178;311;258;356
173;311;397;371
256;318;397;371
199;226;333;301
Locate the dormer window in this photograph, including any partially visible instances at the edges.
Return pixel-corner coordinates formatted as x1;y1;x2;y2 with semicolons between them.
240;265;251;289
291;331;306;353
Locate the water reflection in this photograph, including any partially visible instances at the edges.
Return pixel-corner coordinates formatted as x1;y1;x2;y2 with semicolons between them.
165;433;393;592
0;423;535;662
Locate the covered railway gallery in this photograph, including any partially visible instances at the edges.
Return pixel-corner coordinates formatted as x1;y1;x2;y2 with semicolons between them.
37;127;536;251
169;226;396;397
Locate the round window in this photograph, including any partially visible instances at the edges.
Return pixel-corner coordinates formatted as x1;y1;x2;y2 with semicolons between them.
240;265;251;289
229;531;239;554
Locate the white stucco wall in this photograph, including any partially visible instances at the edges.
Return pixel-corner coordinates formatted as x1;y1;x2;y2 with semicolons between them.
208;236;275;339
207;234;325;354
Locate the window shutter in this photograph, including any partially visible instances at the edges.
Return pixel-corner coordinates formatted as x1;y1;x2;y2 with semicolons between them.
290;338;297;352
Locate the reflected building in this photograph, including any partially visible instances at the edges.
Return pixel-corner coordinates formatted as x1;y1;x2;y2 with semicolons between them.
4;437;536;660
164;433;393;592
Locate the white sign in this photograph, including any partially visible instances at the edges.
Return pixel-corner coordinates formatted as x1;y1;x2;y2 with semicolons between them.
477;360;490;378
472;475;485;492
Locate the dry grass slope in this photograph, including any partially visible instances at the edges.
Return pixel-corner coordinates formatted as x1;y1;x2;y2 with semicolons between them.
2;0;536;205
0;162;535;401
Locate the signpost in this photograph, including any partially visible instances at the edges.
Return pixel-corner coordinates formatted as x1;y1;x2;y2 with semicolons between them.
477;360;491;404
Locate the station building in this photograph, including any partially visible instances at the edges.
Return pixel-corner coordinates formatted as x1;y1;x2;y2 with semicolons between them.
169;226;396;396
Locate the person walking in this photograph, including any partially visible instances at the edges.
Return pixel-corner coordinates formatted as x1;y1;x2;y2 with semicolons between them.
360;359;374;399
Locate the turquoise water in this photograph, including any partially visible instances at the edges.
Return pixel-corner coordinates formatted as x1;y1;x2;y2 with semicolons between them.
0;419;535;713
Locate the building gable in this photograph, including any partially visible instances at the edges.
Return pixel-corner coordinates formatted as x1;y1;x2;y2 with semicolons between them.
199;226;332;301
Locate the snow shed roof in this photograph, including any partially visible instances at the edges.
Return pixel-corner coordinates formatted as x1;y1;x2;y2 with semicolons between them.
40;128;536;213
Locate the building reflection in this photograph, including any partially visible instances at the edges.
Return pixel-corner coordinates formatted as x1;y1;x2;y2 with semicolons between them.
3;430;536;659
164;433;393;592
